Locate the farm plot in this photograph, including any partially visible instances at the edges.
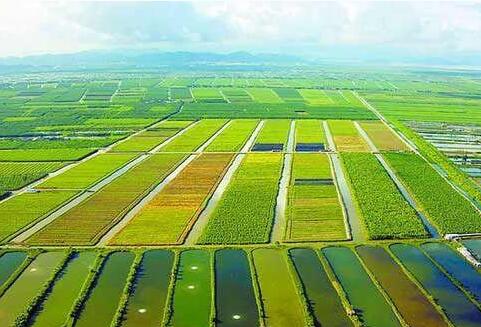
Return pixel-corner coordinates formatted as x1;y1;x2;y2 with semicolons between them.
356;245;448;327
75;252;135;327
0;148;95;162
205;119;258;152
26;153;186;245
273;88;304;102
160;119;227;152
0;190;79;242
297;89;334;105
191;87;226;103
328;120;369;152
252;119;290;151
391;244;481;327
341;153;428;239
199;153;283;244
110;153;234;245
221;88;253;102
174;102;377;120
169;250;212;327
121;250;174;327
170;87;193;101
0;161;66;194
246;88;284;103
215;249;260;327
359;121;410;151
252;249;306;327
36;153;137;190
294;119;326;151
286;153;347;241
31;252;98;327
289;248;353;327
322;247;401;327
422;242;481;301
383;152;481;234
110;128;180;152
0;251;27;287
0;251;67;326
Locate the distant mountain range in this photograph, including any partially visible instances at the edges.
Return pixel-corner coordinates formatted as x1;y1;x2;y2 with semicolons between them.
0;50;305;70
0;49;480;72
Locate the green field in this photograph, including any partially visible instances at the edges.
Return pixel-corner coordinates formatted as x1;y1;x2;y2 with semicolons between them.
2;68;481;327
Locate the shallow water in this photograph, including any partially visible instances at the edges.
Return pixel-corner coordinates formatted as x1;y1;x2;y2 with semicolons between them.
0;251;66;326
32;252;97;327
0;251;27;287
171;249;212;327
252;248;305;327
322;246;401;327
215;249;259;327
356;245;447;327
122;250;174;327
391;244;481;327
422;242;481;302
75;251;135;327
289;248;352;327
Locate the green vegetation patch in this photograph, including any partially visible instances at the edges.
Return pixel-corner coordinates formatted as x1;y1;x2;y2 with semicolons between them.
383;152;481;234
0;190;79;242
199;153;283;244
286;153;347;241
37;153;137;190
205;119;258;152
341;153;428;239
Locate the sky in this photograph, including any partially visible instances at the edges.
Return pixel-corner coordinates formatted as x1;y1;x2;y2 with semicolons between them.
0;1;480;60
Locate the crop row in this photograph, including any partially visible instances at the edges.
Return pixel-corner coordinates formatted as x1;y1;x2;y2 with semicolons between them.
110;153;234;245
160;119;227;152
199;153;284;244
295;119;325;144
0;161;65;195
0;148;95;162
341;152;428;239
328;120;370;152
359;121;410;151
25;153;187;245
204;119;258;152
36;153;137;190
253;119;291;146
383;152;481;234
286;153;347;241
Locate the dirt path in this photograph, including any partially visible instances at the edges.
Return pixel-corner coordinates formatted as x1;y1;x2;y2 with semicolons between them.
183;120;265;245
270;120;295;242
323;121;365;241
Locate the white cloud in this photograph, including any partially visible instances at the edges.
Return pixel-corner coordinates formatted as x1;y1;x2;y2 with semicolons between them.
0;1;480;58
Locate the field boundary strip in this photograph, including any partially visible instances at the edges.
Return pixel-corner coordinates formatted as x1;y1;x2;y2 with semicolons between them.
9;121;199;244
271;120;295;242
